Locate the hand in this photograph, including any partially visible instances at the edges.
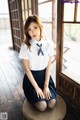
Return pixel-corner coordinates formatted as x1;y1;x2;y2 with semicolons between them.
35;87;45;99
43;86;52;100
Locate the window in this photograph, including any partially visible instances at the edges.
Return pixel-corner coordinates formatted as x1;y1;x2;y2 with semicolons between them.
21;0;32;39
62;2;80;84
38;1;52;40
21;0;32;23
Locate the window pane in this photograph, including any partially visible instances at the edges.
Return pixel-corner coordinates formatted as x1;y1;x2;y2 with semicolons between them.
21;0;24;10
38;0;50;3
29;0;31;9
38;2;52;21
43;23;52;40
25;11;28;19
29;10;32;16
63;3;75;21
77;4;80;21
25;0;27;9
62;24;80;84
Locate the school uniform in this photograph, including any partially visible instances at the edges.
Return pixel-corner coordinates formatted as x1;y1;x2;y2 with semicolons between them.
19;39;56;104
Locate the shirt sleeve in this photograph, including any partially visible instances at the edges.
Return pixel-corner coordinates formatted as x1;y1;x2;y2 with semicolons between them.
47;40;55;57
19;43;29;60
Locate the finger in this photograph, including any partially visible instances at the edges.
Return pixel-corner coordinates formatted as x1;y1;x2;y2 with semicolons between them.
47;92;51;100
40;94;44;99
40;93;45;99
37;93;43;99
47;95;50;100
37;93;40;98
37;94;39;98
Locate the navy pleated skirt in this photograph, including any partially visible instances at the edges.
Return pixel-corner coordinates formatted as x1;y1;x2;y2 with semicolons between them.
23;69;56;104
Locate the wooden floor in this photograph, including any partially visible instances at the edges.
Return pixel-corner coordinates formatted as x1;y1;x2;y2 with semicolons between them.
0;45;26;120
0;32;80;120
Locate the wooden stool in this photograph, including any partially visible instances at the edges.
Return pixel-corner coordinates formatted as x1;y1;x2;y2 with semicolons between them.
22;95;66;120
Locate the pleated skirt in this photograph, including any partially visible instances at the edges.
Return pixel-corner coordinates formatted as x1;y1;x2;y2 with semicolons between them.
23;68;56;104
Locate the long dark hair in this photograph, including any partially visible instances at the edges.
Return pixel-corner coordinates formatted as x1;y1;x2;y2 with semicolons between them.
24;14;44;48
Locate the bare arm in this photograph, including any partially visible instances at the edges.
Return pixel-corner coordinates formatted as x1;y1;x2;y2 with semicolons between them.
22;59;45;98
44;57;52;87
43;57;52;99
22;59;39;90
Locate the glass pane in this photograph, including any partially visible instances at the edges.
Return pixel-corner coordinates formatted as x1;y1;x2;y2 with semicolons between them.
21;0;24;10
25;10;28;19
43;23;52;40
29;0;31;9
77;4;80;21
63;3;75;21
25;0;27;9
62;24;80;84
38;2;52;21
29;10;32;16
38;0;50;3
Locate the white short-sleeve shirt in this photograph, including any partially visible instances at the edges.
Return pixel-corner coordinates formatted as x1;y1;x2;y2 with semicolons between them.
19;39;54;70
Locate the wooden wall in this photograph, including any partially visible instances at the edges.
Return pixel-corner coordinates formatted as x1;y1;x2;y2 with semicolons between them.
8;0;24;52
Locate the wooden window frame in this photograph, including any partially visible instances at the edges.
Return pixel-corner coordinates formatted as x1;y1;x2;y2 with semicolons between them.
37;0;56;42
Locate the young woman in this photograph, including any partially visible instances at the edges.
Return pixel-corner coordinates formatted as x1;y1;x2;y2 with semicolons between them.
19;14;56;111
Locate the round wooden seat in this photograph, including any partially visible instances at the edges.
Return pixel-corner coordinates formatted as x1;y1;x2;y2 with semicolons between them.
22;95;66;120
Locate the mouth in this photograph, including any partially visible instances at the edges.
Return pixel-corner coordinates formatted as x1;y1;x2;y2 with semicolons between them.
33;35;37;37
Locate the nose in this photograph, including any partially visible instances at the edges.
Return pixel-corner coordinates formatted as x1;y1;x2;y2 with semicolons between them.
31;29;34;34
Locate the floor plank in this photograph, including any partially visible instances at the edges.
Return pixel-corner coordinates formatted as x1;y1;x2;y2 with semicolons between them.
0;44;25;120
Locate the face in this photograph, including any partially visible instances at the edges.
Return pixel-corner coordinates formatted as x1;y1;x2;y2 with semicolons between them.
27;22;41;41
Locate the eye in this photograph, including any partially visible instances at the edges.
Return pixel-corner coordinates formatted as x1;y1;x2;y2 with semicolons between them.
34;26;38;29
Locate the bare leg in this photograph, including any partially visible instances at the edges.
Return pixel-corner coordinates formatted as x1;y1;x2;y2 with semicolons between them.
47;99;56;109
34;101;47;112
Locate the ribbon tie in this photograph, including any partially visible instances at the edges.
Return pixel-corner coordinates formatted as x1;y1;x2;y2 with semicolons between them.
36;44;44;56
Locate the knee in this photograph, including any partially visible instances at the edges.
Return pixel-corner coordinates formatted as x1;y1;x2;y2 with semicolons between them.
38;101;47;112
48;99;56;109
35;101;47;112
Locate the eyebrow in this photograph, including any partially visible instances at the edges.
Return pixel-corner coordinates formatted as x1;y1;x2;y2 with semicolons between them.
28;25;38;29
